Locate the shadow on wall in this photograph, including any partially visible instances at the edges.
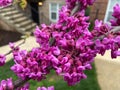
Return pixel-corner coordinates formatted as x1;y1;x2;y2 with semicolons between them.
0;30;22;46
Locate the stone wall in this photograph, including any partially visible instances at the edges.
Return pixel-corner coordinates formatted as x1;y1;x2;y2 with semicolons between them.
89;0;108;21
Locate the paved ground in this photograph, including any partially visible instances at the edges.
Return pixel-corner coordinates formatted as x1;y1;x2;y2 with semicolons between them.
0;36;39;61
0;37;120;90
95;51;120;90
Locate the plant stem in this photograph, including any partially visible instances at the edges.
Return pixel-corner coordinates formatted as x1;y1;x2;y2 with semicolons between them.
13;78;30;89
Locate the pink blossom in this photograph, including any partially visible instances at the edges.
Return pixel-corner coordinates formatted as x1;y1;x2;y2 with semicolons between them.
110;4;120;26
0;54;6;66
0;0;12;7
0;78;14;90
37;86;54;90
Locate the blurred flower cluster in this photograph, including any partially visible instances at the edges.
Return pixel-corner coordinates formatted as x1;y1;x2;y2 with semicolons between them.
0;78;13;90
0;0;12;7
0;54;6;66
66;0;95;10
1;0;120;90
110;4;120;26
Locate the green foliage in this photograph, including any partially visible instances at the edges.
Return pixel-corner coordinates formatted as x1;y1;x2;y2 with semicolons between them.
13;0;27;9
0;60;18;81
85;7;91;16
89;21;94;31
19;0;27;9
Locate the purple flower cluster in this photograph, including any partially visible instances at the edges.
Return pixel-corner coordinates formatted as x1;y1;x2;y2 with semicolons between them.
1;0;120;89
66;0;96;10
11;47;53;81
17;84;54;90
34;3;120;86
95;36;120;58
110;4;120;26
37;86;54;90
0;0;12;7
0;78;54;90
17;85;54;90
92;20;111;37
34;6;95;85
92;20;120;58
0;54;6;66
16;83;29;90
0;78;14;90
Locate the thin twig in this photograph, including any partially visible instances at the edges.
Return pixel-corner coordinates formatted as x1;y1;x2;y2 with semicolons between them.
95;26;120;40
110;26;120;33
5;39;26;56
13;78;30;90
71;2;81;16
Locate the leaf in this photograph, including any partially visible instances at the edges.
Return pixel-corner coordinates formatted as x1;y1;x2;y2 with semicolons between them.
19;0;27;10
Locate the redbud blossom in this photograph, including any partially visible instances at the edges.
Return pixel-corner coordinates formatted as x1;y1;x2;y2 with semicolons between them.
0;54;6;66
110;4;120;26
37;86;54;90
0;0;12;7
0;78;14;90
6;0;120;87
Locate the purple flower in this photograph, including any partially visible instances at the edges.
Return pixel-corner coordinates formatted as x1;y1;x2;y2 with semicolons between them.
112;4;120;19
57;39;67;47
34;26;50;48
66;0;96;10
92;20;111;37
16;83;29;90
0;0;12;7
37;86;54;90
52;46;61;56
0;54;6;66
0;78;14;90
8;0;120;87
110;4;120;26
111;50;120;58
49;55;59;65
7;78;14;90
11;48;52;81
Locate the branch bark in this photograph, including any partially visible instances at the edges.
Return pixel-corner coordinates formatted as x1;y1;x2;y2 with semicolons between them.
5;39;26;56
71;2;80;16
95;26;120;40
13;78;30;90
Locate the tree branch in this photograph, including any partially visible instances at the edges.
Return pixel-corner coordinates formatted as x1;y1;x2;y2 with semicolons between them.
13;78;30;89
71;2;80;16
5;39;26;56
94;26;120;40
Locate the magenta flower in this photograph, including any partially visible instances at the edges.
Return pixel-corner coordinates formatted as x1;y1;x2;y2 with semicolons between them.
16;83;29;90
66;0;96;10
92;20;111;37
33;4;96;85
51;46;61;56
0;78;14;90
0;54;6;66
2;0;119;88
37;86;54;90
0;0;12;7
112;4;120;19
110;4;120;26
11;48;53;81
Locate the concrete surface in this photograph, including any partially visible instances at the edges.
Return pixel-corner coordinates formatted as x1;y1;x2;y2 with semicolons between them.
95;51;120;90
0;36;39;61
